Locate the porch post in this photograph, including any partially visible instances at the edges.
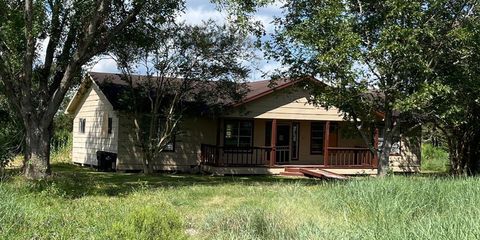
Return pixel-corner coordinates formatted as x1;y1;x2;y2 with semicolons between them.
323;121;330;166
270;119;277;166
373;128;379;167
216;118;223;167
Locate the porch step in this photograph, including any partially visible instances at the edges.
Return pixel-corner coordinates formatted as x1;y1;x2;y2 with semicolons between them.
279;171;306;177
299;168;348;180
284;167;301;172
284;167;323;172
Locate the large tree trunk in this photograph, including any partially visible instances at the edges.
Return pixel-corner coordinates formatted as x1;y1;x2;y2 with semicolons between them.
24;122;52;179
142;154;155;175
377;135;393;177
377;110;394;177
448;132;480;176
467;139;480;175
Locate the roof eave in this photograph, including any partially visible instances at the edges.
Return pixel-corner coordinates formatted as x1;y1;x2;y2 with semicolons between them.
64;73;94;115
232;77;322;107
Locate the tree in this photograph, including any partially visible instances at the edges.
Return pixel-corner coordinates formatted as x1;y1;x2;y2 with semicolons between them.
399;1;480;175
113;21;252;173
266;0;473;176
0;0;183;179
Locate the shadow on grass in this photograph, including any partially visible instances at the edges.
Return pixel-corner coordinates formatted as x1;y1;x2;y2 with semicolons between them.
4;163;329;199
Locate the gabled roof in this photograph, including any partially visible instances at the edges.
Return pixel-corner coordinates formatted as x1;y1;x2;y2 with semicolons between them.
232;76;321;107
66;72;320;114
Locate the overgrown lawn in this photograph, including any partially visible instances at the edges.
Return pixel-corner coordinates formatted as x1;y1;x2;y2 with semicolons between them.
1;163;480;239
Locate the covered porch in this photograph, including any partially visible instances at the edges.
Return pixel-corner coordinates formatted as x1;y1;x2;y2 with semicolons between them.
200;118;379;169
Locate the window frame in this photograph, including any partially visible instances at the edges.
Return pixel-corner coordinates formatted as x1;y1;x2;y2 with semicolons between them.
291;122;300;160
107;117;113;134
223;119;254;148
162;134;176;152
79;118;86;134
310;121;324;155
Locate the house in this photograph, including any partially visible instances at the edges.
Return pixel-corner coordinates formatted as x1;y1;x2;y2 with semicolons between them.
65;72;421;175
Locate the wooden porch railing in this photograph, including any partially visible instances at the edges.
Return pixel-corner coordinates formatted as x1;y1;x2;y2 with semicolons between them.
326;147;377;167
201;144;378;168
274;146;290;164
201;144;272;167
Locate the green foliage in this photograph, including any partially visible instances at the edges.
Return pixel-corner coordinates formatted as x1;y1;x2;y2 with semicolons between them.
267;0;480;175
396;1;480;174
0;185;186;240
51;112;73;153
0;96;22;169
110;205;186;240
3;163;480;239
113;20;254;172
421;143;449;172
0;0;185;179
267;0;452;175
50;133;72;165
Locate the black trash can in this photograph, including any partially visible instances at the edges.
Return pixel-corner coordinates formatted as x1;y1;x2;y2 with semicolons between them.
96;151;117;172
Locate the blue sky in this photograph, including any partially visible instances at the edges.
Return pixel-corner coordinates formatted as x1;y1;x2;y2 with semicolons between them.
90;0;284;81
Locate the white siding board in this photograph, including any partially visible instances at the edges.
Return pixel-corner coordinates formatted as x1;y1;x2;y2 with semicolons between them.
71;83;119;166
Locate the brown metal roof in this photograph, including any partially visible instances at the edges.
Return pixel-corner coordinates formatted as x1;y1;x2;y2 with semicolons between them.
87;72;305;107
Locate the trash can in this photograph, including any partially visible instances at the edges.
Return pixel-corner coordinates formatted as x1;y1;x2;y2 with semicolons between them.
96;151;117;172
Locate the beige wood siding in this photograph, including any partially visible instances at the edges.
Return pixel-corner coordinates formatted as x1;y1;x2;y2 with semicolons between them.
218;119;419;167
72;84;119;166
224;87;344;121
389;132;422;170
116;114;218;170
218;119;363;164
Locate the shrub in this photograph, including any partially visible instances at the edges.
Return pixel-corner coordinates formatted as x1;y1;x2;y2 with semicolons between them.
421;143;449;172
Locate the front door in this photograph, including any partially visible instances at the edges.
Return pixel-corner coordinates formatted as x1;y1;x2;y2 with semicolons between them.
276;125;290;163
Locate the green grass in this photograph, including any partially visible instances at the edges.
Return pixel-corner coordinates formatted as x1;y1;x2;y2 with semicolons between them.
421;143;449;172
1;143;478;240
2;163;480;239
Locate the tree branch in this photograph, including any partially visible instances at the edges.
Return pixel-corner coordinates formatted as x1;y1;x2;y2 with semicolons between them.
22;0;35;117
89;1;145;56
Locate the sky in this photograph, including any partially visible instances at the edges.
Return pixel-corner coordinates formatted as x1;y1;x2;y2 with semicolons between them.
90;0;284;81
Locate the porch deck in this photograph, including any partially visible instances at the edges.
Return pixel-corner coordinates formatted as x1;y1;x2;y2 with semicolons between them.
201;118;380;174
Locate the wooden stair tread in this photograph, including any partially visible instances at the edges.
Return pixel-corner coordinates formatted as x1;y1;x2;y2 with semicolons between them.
284;168;301;172
279;171;305;176
299;168;348;180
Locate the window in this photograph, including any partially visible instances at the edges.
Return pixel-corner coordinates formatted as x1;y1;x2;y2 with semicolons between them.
390;141;401;155
163;135;175;152
108;117;113;134
79;118;86;133
310;122;324;154
292;122;300;160
102;113;112;136
224;120;253;147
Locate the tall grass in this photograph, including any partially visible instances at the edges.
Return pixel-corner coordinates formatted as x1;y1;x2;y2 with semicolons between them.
2;166;480;239
0;185;186;240
50;132;72;164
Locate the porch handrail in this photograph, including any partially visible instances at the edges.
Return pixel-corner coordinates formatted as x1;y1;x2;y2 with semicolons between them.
327;147;370;150
327;147;375;167
201;144;272;167
201;144;378;168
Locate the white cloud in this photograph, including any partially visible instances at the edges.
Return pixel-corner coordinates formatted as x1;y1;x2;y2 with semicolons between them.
255;1;283;34
177;0;226;25
88;1;286;81
89;57;119;73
